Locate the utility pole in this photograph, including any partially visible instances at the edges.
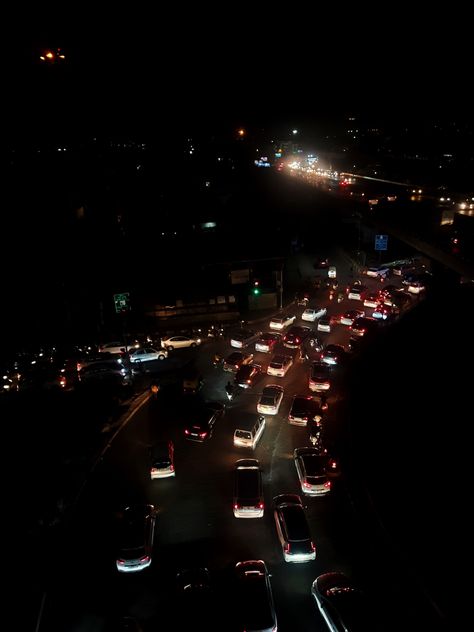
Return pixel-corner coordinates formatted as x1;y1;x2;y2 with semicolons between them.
279;266;284;309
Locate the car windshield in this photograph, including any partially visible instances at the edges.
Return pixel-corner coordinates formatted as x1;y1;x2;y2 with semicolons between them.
269;361;283;369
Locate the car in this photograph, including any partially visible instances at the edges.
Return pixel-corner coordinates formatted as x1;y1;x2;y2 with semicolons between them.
269;314;296;330
288;395;325;426
320;344;347;367
150;440;175;479
294;447;332;496
99;341;128;354
257;384;284;415
302;307;327;322
267;354;293;378
314;257;329;269
235;560;277;632
309;361;331;392
407;279;426;294
233;459;264;518
129;347;167;363
339;309;365;326
350;316;379;337
311;572;378;632
175;567;214;628
365;266;390;279
328;265;337;279
347;285;367;301
78;361;133;387
235;363;262;388
183;402;225;442
372;304;395;320
283;325;312;348
223;351;255;372
115;504;157;573
255;332;281;353
273;493;316;562
317;318;332;333
363;293;381;309
182;369;204;394
393;261;416;276
161;335;202;350
230;329;262;349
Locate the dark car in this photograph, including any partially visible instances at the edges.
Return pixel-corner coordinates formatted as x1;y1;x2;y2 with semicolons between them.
223;351;255;372
235;364;262;389
182;369;204;394
311;571;379;632
235;560;277;632
288;395;324;426
320;344;347;367
176;567;215;628
273;493;316;562
283;325;312;349
184;402;225;442
350;317;379;337
115;504;157;573
78;361;133;387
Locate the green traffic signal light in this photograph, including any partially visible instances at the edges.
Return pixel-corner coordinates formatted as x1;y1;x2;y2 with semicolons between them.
253;287;261;295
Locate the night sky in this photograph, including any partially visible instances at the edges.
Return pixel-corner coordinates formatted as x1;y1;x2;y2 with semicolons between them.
4;13;472;142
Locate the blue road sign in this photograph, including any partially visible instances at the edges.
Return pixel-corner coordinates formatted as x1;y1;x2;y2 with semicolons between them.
375;234;388;251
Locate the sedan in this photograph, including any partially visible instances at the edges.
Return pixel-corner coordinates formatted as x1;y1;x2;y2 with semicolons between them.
235;364;262;388
309;362;331;392
255;332;281;353
312;572;378;632
273;493;316;562
339;309;365;326
294;447;332;496
129;347;167;363
302;307;327;322
320;344;346;367
267;354;293;378
269;314;296;330
257;384;284;415
115;504;157;573
363;293;381;309
223;351;255;372
161;335;201;350
235;560;277;632
184;402;225;442
288;395;325;426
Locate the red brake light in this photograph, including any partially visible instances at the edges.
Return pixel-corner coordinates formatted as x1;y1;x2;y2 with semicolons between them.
247;379;251;384
284;543;291;553
258;502;264;509
184;429;190;435
169;464;174;472
117;559;125;565
311;542;316;551
199;432;208;438
324;481;331;488
234;503;240;510
303;482;311;488
295;338;300;344
139;555;150;563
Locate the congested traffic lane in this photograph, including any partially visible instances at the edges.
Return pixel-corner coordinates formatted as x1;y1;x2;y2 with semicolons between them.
41;269;411;630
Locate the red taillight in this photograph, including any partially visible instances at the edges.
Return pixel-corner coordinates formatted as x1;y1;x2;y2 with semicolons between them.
311;542;316;551
234;503;240;510
303;482;311;488
199;432;207;438
184;429;190;435
247;379;251;384
117;559;125;565
59;377;66;388
139;555;150;564
284;543;291;553
151;468;158;474
295;338;300;344
329;459;337;470
324;481;331;489
169;464;174;471
258;502;264;509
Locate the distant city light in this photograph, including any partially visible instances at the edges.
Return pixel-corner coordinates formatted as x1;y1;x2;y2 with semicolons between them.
237;128;246;137
292;129;298;135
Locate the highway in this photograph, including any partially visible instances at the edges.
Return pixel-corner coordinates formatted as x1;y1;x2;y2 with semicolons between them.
38;261;413;631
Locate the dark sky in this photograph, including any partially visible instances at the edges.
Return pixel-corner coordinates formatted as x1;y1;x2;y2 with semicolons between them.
4;12;472;141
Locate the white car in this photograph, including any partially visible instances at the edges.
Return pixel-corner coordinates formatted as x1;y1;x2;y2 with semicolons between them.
363;293;381;309
129;347;168;363
267;354;293;378
269;315;296;330
161;335;201;350
302;307;327;322
366;266;390;279
99;341;127;354
317;318;332;333
257;384;284;415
